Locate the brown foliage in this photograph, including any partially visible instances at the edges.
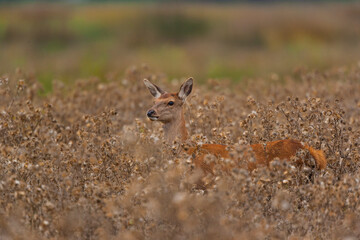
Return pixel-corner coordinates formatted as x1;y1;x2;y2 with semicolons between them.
0;64;359;239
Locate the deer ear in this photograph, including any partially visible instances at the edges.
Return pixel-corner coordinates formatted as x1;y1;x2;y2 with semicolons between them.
178;77;193;101
143;79;166;98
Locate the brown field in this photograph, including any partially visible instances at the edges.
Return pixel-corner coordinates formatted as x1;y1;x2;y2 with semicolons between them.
1;2;360;239
0;63;360;239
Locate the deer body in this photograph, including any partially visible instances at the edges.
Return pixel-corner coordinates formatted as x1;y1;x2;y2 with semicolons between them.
144;78;326;174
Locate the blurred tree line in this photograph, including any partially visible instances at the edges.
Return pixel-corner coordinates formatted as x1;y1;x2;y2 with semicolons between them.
0;0;356;3
1;0;359;86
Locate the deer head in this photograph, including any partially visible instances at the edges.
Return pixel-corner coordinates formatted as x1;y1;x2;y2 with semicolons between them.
143;78;193;142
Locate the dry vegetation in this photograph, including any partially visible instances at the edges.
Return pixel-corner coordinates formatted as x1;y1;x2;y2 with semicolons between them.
0;64;360;239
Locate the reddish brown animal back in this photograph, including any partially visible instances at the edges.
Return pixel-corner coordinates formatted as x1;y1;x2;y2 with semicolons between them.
187;139;326;174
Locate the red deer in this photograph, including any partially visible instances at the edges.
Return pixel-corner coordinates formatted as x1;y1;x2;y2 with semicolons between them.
143;78;327;175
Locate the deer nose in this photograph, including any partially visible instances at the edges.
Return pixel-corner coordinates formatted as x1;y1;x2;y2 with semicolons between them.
147;109;156;117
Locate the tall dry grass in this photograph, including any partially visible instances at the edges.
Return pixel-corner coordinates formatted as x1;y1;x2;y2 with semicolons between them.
0;64;359;239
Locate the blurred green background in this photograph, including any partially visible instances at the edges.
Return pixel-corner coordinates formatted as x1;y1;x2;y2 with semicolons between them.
1;1;360;92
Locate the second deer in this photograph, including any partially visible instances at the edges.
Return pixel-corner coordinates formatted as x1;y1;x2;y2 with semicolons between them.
144;78;327;175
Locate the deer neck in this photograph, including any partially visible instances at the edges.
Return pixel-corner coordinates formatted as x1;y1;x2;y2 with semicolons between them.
163;108;188;143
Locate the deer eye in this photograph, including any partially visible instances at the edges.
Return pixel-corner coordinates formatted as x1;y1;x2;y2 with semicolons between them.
168;101;174;106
